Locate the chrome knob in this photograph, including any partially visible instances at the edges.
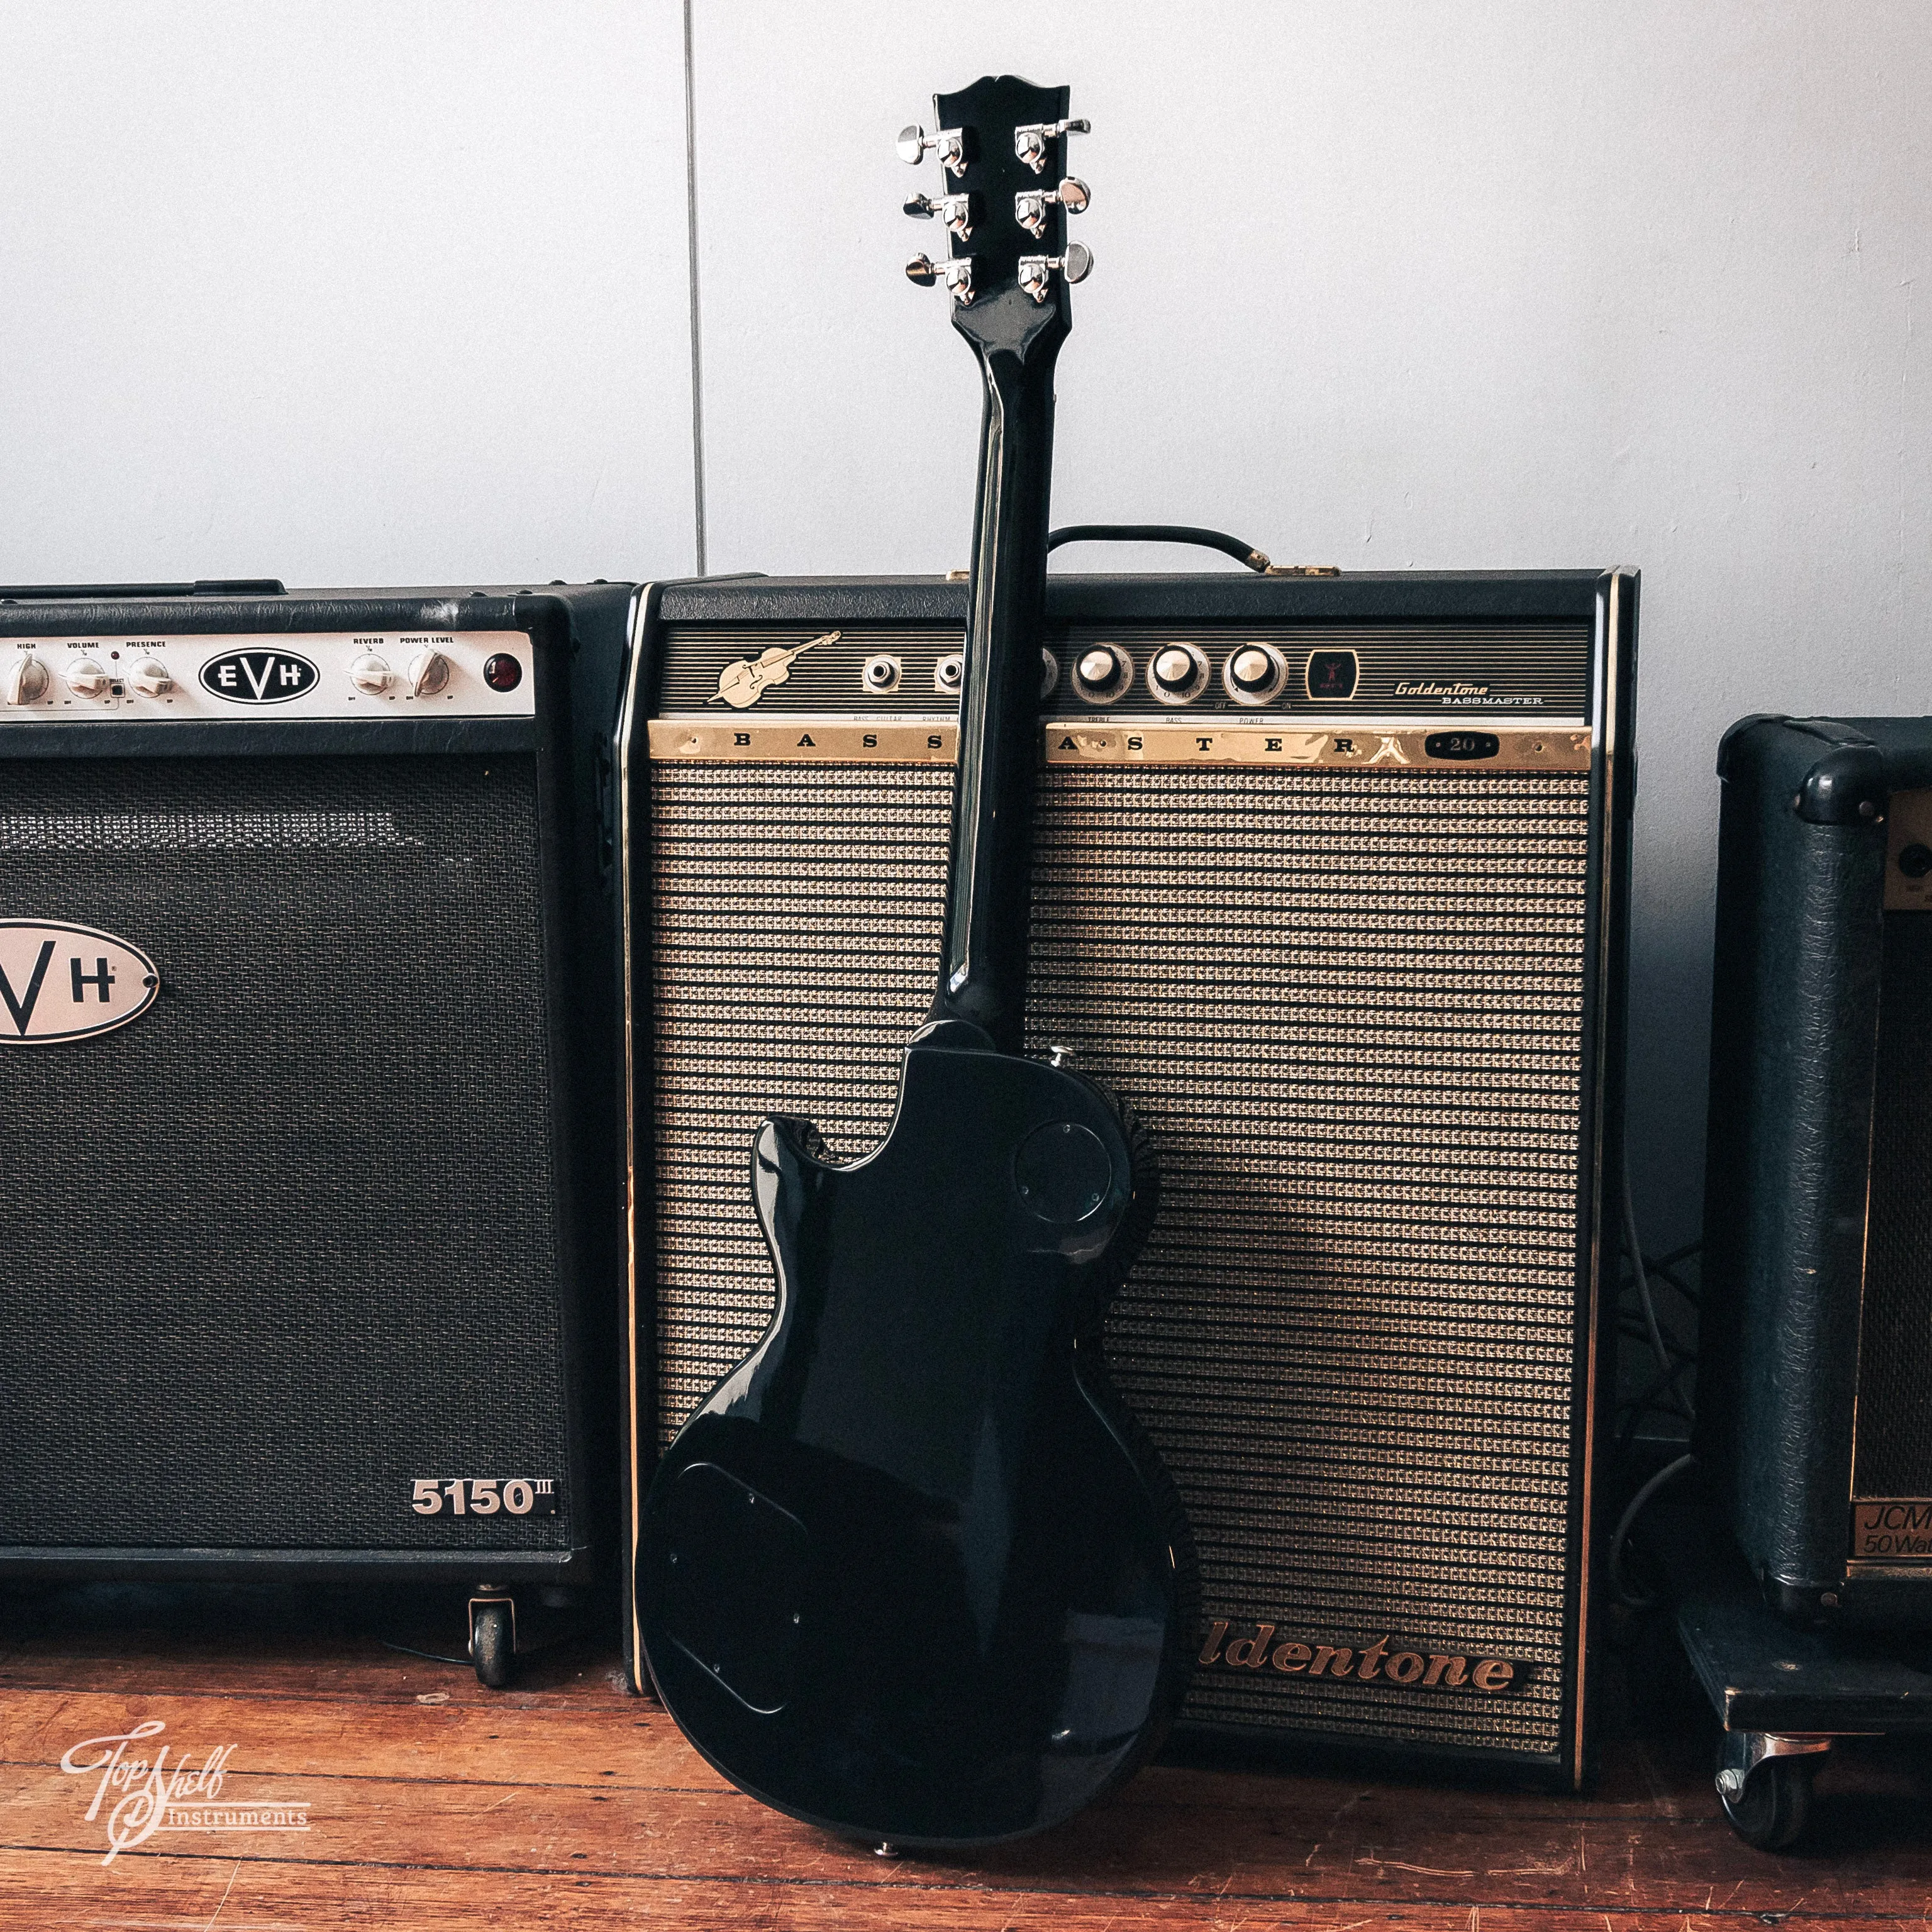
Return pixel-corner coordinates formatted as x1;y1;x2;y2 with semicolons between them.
1072;645;1129;702
406;648;450;697
65;658;110;699
129;658;173;697
1223;642;1289;705
1040;648;1060;699
350;653;392;695
5;655;49;706
1148;642;1208;702
1015;178;1090;237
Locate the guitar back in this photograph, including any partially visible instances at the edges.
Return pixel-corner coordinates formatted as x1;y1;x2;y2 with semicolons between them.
638;1043;1187;1840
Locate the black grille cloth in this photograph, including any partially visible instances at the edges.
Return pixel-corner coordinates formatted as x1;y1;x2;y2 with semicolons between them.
0;755;571;1549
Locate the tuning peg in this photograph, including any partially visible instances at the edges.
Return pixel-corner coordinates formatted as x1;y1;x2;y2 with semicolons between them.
905;253;974;304
1014;177;1089;238
1014;116;1089;174
1016;242;1092;304
897;123;967;177
902;191;975;238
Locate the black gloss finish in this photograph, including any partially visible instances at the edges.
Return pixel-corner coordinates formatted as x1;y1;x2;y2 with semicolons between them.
635;77;1194;1841
636;1043;1187;1843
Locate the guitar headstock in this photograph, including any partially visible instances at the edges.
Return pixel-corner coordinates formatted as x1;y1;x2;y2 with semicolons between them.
900;75;1091;356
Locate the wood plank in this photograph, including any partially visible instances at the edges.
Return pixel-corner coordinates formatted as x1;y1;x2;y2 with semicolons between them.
3;1620;1930;1929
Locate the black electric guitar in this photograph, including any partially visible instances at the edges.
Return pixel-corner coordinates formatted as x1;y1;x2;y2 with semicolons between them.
636;77;1194;1848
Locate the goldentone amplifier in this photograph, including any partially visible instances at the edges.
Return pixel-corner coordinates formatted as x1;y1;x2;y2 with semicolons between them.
619;567;1636;1785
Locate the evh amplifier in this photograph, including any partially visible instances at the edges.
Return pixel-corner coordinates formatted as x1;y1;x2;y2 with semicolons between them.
620;568;1637;1785
1701;714;1932;1629
0;582;635;1594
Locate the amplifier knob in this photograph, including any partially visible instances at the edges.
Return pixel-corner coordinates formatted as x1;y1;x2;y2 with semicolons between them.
350;653;392;695
406;648;450;697
4;655;49;706
129;659;173;697
65;658;110;699
1147;641;1208;702
1072;644;1130;703
1040;648;1060;699
1223;642;1289;706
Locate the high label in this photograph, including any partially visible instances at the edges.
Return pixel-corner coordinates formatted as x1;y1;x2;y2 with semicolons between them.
198;649;319;704
0;922;159;1043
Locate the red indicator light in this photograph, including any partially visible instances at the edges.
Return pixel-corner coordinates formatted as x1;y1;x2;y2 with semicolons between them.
482;653;523;692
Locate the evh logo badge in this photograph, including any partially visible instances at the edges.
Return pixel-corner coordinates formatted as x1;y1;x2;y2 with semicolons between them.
0;923;159;1044
199;648;319;704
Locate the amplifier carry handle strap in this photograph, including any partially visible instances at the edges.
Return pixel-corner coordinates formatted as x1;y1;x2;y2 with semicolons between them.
1046;525;1338;578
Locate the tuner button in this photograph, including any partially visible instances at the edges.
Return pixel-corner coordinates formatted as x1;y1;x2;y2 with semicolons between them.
406;648;450;697
1017;245;1092;304
1148;642;1208;702
129;658;173;697
5;655;49;706
1057;176;1091;215
904;253;973;304
350;652;392;696
1014;116;1091;174
897;124;965;175
65;658;110;699
1072;645;1130;703
1223;643;1289;706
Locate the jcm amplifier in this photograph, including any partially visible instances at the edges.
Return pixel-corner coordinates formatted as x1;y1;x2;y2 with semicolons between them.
0;582;635;1656
621;569;1636;1784
1701;714;1932;1629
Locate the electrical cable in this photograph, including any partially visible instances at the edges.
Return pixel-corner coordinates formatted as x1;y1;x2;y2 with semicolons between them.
1609;1452;1697;1609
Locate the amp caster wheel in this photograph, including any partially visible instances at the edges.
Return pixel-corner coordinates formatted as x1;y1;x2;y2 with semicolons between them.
1716;1731;1828;1850
469;1600;514;1689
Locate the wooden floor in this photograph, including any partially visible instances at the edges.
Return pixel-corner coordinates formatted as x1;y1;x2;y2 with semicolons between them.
4;1585;1931;1929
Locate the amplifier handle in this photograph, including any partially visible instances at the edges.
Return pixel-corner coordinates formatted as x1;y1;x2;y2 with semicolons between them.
1045;525;1337;579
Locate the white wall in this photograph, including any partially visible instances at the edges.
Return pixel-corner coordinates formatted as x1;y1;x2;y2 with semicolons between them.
0;1;695;585
4;1;1928;1246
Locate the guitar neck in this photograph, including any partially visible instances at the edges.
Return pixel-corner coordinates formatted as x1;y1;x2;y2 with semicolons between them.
908;74;1085;1053
928;339;1060;1050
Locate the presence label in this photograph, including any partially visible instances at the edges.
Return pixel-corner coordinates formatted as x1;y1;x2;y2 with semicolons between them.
1852;1499;1932;1558
0;922;158;1044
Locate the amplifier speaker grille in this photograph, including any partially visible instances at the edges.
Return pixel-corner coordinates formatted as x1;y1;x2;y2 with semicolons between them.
0;754;572;1550
647;757;1590;1759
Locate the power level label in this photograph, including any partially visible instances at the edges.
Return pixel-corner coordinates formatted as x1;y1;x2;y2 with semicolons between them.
409;1477;560;1518
1852;1499;1932;1558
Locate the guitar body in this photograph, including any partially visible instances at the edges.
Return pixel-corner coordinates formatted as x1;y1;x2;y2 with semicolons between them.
638;74;1197;1843
637;1042;1189;1843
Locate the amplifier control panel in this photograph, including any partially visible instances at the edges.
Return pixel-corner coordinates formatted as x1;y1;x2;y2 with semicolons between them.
0;631;535;723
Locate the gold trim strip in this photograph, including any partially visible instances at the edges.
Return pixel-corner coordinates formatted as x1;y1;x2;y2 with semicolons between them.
649;718;1592;771
1042;724;1591;772
650;719;957;762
